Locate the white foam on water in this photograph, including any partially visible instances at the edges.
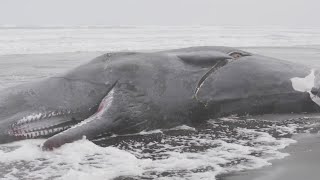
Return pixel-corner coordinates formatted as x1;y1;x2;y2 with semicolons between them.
139;129;163;135
0;121;298;180
0;139;149;180
169;125;197;131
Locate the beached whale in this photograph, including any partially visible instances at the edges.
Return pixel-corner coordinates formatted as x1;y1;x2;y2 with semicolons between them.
0;46;319;150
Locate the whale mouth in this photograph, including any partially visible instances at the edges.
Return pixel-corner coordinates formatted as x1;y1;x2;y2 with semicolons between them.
7;81;118;141
8;110;84;139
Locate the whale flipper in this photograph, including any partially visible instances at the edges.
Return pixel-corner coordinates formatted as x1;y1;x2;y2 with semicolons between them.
41;84;151;150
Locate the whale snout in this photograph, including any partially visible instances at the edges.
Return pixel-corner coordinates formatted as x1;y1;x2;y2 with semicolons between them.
0;108;97;145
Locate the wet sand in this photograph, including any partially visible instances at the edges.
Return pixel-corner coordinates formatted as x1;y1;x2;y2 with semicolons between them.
221;133;320;180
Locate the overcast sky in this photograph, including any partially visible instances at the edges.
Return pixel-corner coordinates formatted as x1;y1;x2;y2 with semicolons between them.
1;0;319;27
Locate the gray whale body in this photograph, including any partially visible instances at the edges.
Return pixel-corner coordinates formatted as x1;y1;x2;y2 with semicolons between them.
0;46;319;150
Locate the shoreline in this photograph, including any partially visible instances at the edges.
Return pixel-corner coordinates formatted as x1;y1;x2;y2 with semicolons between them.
220;133;320;180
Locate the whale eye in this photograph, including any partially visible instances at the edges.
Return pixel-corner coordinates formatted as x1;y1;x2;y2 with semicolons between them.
229;52;243;59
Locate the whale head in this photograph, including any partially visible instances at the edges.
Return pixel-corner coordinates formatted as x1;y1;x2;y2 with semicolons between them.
0;55;117;144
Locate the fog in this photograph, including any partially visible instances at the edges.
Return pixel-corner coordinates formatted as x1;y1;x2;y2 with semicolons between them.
0;0;319;27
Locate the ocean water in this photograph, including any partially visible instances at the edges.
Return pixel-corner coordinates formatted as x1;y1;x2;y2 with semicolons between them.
0;26;320;55
0;26;320;180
